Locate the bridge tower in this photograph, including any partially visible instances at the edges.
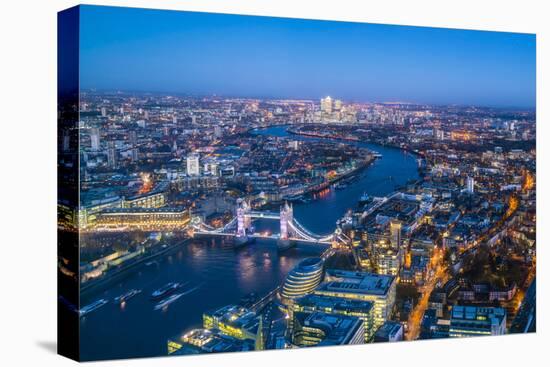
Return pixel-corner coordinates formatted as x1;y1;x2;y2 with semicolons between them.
280;201;294;239
278;202;295;251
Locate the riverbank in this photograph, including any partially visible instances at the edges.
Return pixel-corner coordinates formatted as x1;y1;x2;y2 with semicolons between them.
287;125;424;158
81;239;189;296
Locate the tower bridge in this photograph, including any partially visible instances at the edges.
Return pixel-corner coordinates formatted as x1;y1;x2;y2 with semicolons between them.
190;199;350;247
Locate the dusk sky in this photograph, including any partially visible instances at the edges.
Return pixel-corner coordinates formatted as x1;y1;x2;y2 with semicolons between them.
79;5;536;107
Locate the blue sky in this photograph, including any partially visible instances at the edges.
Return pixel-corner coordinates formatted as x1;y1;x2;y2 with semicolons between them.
79;5;536;107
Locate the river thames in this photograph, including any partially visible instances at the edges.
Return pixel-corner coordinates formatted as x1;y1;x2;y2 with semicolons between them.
80;126;419;360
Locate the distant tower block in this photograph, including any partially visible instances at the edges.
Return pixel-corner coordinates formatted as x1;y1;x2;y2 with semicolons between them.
320;96;333;114
389;219;402;249
129;131;138;162
466;176;475;194
90;128;100;151
107;140;117;169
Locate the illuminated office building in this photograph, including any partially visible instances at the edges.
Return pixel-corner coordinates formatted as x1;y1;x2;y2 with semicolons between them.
203;305;259;341
314;270;396;330
376;248;401;276
95;207;189;229
449;306;506;338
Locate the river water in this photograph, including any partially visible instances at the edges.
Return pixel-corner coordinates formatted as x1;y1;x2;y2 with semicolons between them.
80;125;419;361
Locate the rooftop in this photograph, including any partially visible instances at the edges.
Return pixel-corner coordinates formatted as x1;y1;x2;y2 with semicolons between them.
373;321;403;341
294;311;364;346
317;270;395;297
204;305;258;332
293;294;374;314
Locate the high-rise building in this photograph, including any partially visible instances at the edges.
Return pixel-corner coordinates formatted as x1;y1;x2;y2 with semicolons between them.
320;96;332;114
186;154;200;176
449;306;506;337
107;140;117;169
466;176;475;194
129;131;138;162
334;99;343;111
390;220;402;250
90;128;100;151
100;106;107;117
376;248;401;276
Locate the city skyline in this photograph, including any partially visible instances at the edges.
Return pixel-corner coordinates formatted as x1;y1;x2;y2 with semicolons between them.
80;5;536;108
58;5;536;361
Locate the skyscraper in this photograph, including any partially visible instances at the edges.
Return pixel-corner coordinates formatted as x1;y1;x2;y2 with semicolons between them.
390;219;402;250
129;131;138;162
107;140;117;169
90;128;100;151
466;176;475;194
186;154;200;176
320;96;332;114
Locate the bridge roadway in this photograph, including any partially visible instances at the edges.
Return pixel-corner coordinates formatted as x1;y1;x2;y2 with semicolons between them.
192;230;333;245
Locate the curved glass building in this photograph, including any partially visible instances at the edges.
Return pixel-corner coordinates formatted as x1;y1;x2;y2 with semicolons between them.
281;257;324;304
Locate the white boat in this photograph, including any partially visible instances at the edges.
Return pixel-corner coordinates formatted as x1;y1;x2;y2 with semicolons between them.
114;289;142;304
154;293;183;310
79;299;108;317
